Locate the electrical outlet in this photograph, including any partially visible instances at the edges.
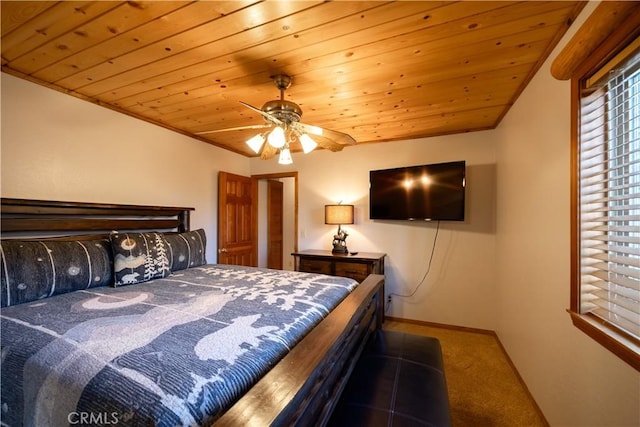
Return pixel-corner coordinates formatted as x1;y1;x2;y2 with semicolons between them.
387;295;392;304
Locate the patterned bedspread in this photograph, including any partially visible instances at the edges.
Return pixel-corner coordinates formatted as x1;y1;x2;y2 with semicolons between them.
1;264;358;427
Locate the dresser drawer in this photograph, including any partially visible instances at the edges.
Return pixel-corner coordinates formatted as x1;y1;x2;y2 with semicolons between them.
299;259;332;275
335;262;369;282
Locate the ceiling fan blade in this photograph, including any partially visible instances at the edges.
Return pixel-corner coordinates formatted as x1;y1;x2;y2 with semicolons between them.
260;141;278;160
295;122;356;146
196;124;271;135
239;101;283;126
314;137;344;152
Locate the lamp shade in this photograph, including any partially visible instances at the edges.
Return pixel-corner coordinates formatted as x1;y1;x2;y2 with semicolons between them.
267;126;286;148
278;147;293;165
325;204;354;225
299;133;318;153
246;134;265;153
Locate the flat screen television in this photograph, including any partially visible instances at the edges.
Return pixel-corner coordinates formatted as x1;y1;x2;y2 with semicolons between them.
369;161;466;221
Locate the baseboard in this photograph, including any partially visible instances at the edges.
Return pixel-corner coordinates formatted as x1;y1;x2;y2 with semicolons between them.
385;316;496;336
384;316;550;427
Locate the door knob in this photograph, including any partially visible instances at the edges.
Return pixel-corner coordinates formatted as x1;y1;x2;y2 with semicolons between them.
218;248;228;253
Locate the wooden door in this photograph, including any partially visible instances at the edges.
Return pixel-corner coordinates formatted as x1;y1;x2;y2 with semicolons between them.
267;180;284;269
218;171;257;266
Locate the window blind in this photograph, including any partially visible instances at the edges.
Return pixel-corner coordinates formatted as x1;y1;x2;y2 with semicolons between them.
578;44;640;341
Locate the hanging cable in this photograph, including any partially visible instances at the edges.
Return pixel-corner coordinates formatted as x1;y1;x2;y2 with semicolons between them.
386;221;441;312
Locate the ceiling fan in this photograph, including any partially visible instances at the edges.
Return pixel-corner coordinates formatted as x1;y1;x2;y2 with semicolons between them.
197;74;356;164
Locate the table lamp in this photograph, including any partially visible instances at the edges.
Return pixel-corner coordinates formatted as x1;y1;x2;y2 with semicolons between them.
324;204;354;254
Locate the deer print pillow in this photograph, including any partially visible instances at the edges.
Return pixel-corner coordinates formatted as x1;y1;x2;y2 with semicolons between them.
109;232;170;286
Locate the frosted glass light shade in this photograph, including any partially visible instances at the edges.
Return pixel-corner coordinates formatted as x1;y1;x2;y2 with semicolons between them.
278;147;293;164
268;126;286;148
299;133;318;153
246;134;265;153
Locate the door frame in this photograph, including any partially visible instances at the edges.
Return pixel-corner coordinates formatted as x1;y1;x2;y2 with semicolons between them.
252;171;299;255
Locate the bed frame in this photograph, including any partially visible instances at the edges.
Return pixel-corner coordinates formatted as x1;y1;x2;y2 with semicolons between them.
0;197;384;426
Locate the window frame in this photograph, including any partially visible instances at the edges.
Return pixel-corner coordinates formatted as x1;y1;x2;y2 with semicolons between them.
570;21;640;372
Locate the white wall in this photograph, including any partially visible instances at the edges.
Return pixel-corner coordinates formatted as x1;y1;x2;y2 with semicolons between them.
257;180;269;267
1;73;250;262
250;132;498;330
494;2;639;426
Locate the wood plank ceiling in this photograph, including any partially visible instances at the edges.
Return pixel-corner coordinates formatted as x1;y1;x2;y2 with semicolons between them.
1;1;585;158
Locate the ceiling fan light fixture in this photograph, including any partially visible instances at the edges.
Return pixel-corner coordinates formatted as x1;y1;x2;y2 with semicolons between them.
268;126;286;149
278;146;293;165
228;75;355;162
299;133;318;153
246;133;265;153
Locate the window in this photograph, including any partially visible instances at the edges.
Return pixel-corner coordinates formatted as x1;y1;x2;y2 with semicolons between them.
570;35;640;371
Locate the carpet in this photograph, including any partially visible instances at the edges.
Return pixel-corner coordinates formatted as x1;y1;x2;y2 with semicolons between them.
383;319;547;427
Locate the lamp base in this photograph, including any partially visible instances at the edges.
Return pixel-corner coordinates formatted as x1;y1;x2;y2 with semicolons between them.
332;244;349;254
331;225;349;254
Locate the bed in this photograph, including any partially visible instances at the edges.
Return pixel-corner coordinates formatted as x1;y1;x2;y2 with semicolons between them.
0;198;384;426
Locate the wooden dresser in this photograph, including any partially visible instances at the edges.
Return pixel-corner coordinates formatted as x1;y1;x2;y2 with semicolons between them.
291;250;385;283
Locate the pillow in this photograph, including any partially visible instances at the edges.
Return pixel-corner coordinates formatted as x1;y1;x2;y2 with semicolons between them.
0;238;113;307
163;229;207;271
110;232;170;286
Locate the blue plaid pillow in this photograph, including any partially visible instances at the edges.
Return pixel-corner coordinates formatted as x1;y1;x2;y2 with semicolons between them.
163;229;207;271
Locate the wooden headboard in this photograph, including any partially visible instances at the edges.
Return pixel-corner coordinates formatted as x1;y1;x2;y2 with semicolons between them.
1;198;194;238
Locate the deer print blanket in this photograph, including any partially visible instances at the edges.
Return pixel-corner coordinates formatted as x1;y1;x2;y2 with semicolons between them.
0;265;357;426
